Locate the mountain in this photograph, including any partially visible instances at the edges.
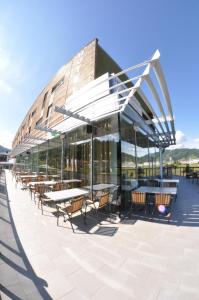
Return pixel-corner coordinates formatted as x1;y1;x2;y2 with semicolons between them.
163;148;199;163
123;148;199;164
0;145;10;153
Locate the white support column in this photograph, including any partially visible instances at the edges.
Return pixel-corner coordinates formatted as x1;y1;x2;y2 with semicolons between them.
159;148;163;179
60;134;65;182
46;141;49;177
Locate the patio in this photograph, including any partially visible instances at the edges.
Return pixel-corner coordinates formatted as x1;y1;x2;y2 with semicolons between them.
1;170;199;299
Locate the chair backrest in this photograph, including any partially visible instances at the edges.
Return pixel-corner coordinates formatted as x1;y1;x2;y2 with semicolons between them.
53;182;60;191
22;177;32;184
53;182;68;191
155;194;171;206
131;192;146;204
99;192;110;209
35;184;50;195
70;196;84;213
37;176;44;181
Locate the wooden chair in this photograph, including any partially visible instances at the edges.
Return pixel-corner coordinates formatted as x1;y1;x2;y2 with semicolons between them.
56;196;85;232
33;184;52;213
53;182;68;191
37;175;44;181
93;192;110;223
130;191;146;215
154;193;172;220
21;177;32;190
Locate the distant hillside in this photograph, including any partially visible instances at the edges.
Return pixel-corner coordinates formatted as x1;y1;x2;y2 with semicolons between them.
163;148;199;162
123;148;199;164
0;145;10;153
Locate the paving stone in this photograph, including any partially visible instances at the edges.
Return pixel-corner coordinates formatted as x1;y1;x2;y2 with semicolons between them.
1;171;199;300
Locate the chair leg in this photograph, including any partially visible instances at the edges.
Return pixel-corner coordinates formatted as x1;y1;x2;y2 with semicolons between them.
94;208;100;224
128;203;133;218
56;206;59;226
41;201;44;215
81;209;86;225
67;213;75;233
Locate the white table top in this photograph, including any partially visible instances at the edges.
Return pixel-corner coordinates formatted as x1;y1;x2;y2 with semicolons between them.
135;186;177;195
62;179;82;183
20;175;41;179
156;179;179;183
44;188;89;202
84;184;116;191
28;181;56;186
28;179;82;186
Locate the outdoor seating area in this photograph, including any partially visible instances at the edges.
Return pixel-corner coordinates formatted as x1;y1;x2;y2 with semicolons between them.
9;167;182;233
128;178;179;222
1;169;199;299
10;169;120;232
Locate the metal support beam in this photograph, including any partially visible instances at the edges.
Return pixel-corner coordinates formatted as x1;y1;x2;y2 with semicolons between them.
54;106;92;125
35;125;61;135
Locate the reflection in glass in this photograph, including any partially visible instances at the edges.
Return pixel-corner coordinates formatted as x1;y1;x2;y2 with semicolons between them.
93;116;120;186
63;126;90;185
136;131;149;178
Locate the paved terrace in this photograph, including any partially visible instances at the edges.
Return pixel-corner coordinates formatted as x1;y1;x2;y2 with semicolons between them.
1;170;199;300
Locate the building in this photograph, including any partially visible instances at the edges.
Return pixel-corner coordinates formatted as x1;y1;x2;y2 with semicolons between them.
0;152;9;162
11;39;175;209
0;151;12;171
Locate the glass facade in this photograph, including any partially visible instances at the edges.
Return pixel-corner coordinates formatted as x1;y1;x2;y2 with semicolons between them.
48;138;62;177
93;116;120;186
136;131;150;178
63;126;90;185
121;116;136;181
16;113;161;210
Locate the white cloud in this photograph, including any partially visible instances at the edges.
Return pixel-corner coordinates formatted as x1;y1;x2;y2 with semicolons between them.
0;130;14;149
169;130;199;150
176;130;186;144
169;130;186;149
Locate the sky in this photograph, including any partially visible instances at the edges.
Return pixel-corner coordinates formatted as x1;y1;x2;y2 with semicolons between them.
0;0;199;149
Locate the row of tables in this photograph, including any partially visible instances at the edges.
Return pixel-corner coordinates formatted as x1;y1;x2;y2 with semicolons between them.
16;172;115;204
17;172;179;207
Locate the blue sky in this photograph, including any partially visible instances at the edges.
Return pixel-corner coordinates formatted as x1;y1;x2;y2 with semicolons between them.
0;0;198;148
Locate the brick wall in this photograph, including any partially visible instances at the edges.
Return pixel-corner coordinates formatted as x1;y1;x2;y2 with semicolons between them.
12;39;97;149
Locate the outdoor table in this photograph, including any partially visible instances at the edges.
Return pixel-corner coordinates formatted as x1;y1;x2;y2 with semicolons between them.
28;179;82;188
19;175;43;179
84;183;116;191
28;180;57;187
44;188;89;225
44;188;89;203
62;179;82;184
134;186;177;195
155;179;179;184
155;179;179;187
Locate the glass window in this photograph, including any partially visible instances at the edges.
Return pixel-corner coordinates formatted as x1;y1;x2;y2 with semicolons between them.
63;125;90;185
42;92;48;108
46;104;53;118
51;76;64;93
93;116;120;186
121;116;136;182
38;143;48;175
48;138;62;177
136;130;150;178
